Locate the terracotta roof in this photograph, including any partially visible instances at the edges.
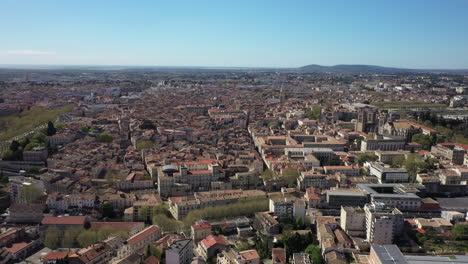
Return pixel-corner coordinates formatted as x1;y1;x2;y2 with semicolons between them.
42;252;73;260
240;249;260;261
127;225;160;246
192;221;211;230
4;241;31;254
42;216;87;225
201;235;228;249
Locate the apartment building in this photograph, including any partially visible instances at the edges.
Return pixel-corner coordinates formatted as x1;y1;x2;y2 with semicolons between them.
364;202;403;244
298;171;329;190
157;160;225;197
340;206;366;237
165;239;193;264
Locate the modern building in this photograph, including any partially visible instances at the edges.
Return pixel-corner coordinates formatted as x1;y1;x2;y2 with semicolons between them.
166;239;193;264
269;197;306;219
340;206;366;237
368;162;409;183
364;202;403;244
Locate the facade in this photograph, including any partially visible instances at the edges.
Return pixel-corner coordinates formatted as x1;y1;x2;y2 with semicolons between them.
340;206;366;237
7;204;44;224
157;160;225;197
291;253;312;264
191;221;212;246
361;136;406;152
9;176;45;204
298;171;329;190
368;162;409;183
269;198;306;219
197;235;230;261
364;202;404;244
253;212;280;235
358;184;422;211
217;248;261;264
166;239;193;264
431;143;466;165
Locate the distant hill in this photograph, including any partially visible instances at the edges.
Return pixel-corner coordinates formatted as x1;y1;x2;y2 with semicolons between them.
297;64;413;73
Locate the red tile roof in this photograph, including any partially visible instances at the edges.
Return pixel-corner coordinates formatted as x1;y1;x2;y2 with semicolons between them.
42;216;87;225
127;225;160;246
192;221;211;230
240;249;260;261
42;252;73;260
201;235;228;249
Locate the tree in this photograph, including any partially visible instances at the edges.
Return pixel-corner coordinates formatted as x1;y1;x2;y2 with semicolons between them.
391;155;405;168
261;169;276;181
411;134;432;150
452;224;468;240
136;140;155;150
47;121;57;136
102;203;115;218
357;153;379;166
62;227;83;248
294;217;304;230
282;167;300;187
254;234;273;259
96;133;114;143
305;244;323;264
267;121;282;128
32;132;47;143
44;227;61;249
152;214;183;233
24;142;45;151
77;230;98;247
2;149;15;160
18;185;43;204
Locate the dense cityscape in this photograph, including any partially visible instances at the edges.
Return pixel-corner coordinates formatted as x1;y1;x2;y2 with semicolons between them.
0;67;467;264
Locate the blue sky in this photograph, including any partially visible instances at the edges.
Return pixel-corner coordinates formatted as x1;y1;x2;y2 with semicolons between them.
1;0;468;68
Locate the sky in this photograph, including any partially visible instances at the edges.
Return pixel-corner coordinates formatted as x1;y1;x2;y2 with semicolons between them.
1;0;468;68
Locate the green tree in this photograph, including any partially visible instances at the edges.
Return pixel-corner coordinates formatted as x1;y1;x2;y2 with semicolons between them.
44;227;61;249
24;142;45;151
18;185;43;204
357;153;379;166
62;227;83;248
267;121;282;128
2;149;15;160
77;230;98;247
96;133;114;143
136;140;155;150
282;167;300;187
152;214;183;233
411;134;432;150
391;155;405;168
47;121;57;136
261;169;276;181
452;224;468;240
32;132;47;143
305;244;323;264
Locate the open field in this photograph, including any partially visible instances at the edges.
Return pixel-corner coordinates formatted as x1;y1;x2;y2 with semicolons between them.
0;104;75;141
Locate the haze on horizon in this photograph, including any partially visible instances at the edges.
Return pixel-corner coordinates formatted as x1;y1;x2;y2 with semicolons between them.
1;0;468;69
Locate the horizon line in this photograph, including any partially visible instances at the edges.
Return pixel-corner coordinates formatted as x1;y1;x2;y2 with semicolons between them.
0;63;468;71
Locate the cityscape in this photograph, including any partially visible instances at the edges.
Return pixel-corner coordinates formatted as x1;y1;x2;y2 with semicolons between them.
1;1;468;264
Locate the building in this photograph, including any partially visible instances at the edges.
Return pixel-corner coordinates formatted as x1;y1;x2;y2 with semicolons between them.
271;248;287;264
368;162;409;183
166;239;193;264
431;143;467;165
253;212;280;235
358;184;422;211
269;197;306;219
191;221;212;246
326;190;369;208
157;160;225;197
361;136;406;152
196;235;230;261
340;206;366;237
41;216;89;231
364;202;404;244
217;248;260;264
7;204;44;224
9;176;45;204
169;189;266;220
298;171;329;190
22;146;48;162
291;253;312;264
369;244;408;264
324;166;360;177
414;218;453;232
118;225;162;260
355;105;378;133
